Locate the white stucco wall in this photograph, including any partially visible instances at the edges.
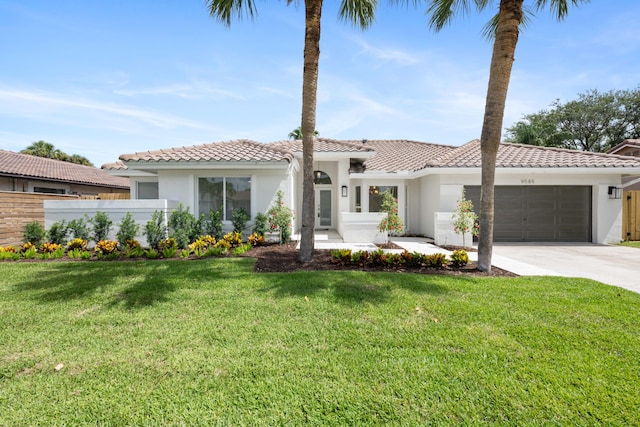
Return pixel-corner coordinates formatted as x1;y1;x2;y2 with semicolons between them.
44;199;180;247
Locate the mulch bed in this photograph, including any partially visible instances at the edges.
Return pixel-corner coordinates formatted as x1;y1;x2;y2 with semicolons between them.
244;242;516;277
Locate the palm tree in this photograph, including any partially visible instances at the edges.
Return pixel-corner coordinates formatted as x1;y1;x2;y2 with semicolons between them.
425;0;588;271
288;126;319;140
21;140;62;159
206;0;377;262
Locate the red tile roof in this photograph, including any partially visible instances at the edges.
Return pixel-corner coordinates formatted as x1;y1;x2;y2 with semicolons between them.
0;150;130;188
429;140;640;168
119;139;293;163
112;138;640;173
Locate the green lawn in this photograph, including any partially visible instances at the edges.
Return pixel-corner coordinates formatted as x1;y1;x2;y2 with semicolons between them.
1;259;639;425
619;240;640;248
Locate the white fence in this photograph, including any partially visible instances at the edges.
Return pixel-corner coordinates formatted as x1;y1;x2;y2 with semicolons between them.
44;199;181;247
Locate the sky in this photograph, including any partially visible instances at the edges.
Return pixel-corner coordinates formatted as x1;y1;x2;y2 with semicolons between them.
1;1;639;167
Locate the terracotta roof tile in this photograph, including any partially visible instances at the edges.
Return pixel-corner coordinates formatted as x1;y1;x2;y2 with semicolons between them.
119;139;293;163
101;160;128;170
0;149;130;188
359;140;454;172
270;138;375;154
431;140;640;168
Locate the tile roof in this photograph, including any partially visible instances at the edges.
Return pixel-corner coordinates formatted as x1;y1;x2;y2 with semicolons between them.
119;139;293;163
429;140;640;168
101;161;128;170
606;139;640;155
0;149;130;188
270;138;375;154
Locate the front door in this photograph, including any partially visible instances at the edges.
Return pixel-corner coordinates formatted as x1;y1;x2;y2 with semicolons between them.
315;188;332;229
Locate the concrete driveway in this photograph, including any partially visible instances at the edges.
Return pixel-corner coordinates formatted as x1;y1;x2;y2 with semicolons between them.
490;243;640;293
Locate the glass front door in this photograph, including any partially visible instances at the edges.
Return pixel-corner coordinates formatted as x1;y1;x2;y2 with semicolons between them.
315;189;332;229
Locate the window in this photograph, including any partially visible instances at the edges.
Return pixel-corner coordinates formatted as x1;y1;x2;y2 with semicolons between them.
33;187;65;194
199;177;251;220
137;182;159;199
368;186;397;212
355;186;361;212
314;171;332;185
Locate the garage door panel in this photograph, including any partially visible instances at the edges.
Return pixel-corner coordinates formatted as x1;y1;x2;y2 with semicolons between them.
464;185;591;242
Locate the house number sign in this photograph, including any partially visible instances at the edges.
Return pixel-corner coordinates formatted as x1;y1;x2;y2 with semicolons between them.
520;179;535;184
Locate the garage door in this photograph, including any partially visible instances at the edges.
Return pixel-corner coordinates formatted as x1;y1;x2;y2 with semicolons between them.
464;186;592;242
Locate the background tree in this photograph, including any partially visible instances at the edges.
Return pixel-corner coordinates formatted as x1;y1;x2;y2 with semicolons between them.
505;87;640;152
21;140;94;166
424;0;588;271
207;0;377;263
288;126;319;140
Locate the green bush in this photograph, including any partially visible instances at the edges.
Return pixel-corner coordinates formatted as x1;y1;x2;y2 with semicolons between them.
47;220;69;245
143;210;167;250
67;216;91;241
231;208;250;234
267;190;294;244
449;249;469;268
67;238;88;251
200;209;223;240
425;253;448;269
251;212;269;237
168;204;196;249
145;248;159;259
330;249;352;263
23;221;45;246
91;211;113;243
116;212;140;249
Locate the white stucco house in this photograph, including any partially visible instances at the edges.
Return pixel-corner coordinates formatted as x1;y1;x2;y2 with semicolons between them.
88;137;640;246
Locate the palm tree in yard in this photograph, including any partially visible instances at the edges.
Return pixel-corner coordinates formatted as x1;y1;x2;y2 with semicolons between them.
424;0;588;271
207;0;377;262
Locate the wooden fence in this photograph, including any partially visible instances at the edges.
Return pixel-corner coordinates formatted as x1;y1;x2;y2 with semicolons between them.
0;191;79;247
623;191;640;241
80;193;130;200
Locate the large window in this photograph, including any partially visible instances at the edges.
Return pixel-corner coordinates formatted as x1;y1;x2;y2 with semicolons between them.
368;185;397;212
199;177;251;220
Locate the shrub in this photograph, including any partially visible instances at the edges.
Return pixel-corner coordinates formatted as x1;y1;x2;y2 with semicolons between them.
180;249;191;258
23;221;45;246
168;204;196;249
233;243;252;256
144;248;159;259
425;253;448;269
223;231;243;248
67;216;91;241
22;247;37;259
47;220;68;245
200;209;223;240
0;247;20;261
267;190;294;244
67;238;88;251
68;248;89;259
350;250;369;265
125;240;144;258
95;240;119;259
204;246;226;257
21;242;36;253
330;249;352;263
143;210;167;250
248;232;264;246
91;211;113;243
449;249;470;268
251;213;269;237
116;212;140;249
159;237;178;259
369;249;387;266
189;235;216;257
162;246;177;259
231;208;250;234
214;239;231;251
40;242;64;259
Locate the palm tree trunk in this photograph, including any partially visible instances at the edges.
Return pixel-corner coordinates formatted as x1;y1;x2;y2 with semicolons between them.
299;0;322;263
477;0;523;272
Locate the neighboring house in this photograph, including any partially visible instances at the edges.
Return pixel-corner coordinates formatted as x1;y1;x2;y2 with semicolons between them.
100;138;640;245
0;149;130;196
607;139;640;191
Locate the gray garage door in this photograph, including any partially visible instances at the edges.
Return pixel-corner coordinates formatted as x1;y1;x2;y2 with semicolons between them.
464;186;592;242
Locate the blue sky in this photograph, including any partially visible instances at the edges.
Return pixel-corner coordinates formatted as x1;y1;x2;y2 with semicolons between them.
1;0;639;167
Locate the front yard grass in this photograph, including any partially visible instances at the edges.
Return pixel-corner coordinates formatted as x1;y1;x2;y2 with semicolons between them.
1;259;639;425
619;240;640;248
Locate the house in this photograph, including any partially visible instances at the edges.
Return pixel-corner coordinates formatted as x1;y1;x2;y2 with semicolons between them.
98;138;640;245
607;139;640;191
0;149;130;196
0;149;130;246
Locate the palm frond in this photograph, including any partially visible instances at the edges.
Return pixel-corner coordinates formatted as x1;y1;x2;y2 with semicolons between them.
338;0;378;29
426;0;489;32
534;0;590;21
481;4;533;40
206;0;258;27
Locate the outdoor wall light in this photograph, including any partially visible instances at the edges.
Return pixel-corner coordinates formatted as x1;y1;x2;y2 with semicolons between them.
341;185;348;197
608;186;622;199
